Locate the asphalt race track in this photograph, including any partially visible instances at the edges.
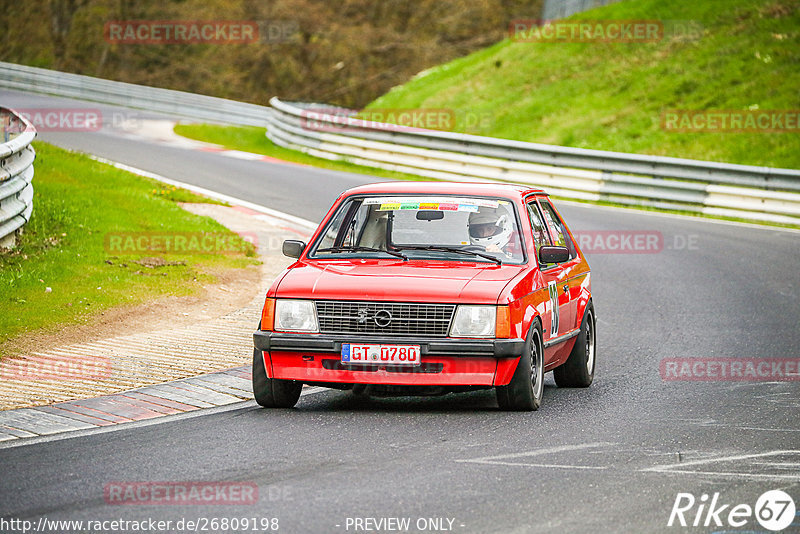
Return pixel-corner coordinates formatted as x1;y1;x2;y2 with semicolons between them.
1;89;799;533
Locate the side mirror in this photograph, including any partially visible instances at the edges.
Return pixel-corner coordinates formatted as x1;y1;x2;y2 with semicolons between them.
539;245;570;264
282;240;306;259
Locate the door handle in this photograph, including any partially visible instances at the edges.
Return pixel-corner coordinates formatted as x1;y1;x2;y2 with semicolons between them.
562;284;569;294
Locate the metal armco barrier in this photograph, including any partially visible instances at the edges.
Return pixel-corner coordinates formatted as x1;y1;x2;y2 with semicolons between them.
0;62;271;127
2;62;797;226
266;98;800;225
0;108;36;249
542;0;623;20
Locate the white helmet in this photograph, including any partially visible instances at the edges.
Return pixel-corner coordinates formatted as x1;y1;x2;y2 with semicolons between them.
468;208;513;250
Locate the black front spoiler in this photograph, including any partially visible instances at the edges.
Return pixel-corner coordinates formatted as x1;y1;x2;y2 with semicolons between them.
253;331;524;358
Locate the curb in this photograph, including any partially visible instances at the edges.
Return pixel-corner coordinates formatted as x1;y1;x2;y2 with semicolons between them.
0;366;254;443
0;156;319;445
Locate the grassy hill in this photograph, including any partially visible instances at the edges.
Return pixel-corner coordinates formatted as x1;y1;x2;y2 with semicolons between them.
367;0;800;169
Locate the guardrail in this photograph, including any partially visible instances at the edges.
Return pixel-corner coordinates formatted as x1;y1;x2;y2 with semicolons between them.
0;62;271;127
2;63;798;226
0;108;36;249
266;98;800;225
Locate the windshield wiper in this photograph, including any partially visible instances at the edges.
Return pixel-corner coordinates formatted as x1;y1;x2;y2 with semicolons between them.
393;245;502;265
317;246;408;261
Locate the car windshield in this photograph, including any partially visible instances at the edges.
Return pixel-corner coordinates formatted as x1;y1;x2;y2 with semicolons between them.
310;195;525;264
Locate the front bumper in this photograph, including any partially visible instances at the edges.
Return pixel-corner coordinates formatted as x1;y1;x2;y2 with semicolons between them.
253;331;525;387
253;331;524;358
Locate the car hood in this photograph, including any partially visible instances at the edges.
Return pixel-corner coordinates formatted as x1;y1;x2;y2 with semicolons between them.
274;259;525;303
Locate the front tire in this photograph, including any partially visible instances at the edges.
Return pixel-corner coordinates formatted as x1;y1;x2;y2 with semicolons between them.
496;322;544;411
252;349;302;408
553;302;595;388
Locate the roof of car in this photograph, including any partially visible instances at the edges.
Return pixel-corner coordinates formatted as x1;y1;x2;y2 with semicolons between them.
342;181;546;198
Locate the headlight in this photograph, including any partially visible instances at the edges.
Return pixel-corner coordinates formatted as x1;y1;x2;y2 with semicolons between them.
450;305;496;338
275;300;318;332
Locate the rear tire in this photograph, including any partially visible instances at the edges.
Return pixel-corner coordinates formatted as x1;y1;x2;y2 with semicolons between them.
252;349;302;408
496;322;544;411
554;302;595;388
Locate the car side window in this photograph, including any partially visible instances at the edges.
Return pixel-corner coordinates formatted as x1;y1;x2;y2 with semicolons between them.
341;204;370;247
526;200;550;261
315;199;358;250
538;199;577;260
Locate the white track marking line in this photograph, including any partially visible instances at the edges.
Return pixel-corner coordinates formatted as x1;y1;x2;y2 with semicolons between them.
642;450;800;481
0;387;329;451
458;441;614;461
716;426;800;433
644;449;800;470
88;155;318;231
746;460;800;467
646;470;800;481
456;441;615;470
462;461;608;470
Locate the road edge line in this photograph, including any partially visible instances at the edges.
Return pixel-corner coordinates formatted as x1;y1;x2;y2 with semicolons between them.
88;155;318;231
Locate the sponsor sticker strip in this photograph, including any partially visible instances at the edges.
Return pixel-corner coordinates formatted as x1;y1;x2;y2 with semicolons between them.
364;197;499;212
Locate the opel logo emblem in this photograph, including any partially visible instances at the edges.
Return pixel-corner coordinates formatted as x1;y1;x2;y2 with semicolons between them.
373;309;392;328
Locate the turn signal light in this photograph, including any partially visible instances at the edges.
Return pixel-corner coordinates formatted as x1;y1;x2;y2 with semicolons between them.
261;298;276;331
495;306;511;339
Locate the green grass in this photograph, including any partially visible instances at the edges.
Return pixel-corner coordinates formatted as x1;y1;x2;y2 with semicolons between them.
0;142;257;349
173;123;429;182
368;0;800;169
152;183;229;205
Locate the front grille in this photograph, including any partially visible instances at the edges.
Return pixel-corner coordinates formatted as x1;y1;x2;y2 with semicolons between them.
316;300;455;337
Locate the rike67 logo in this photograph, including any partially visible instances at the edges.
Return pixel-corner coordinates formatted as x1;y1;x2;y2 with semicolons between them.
669;490;796;531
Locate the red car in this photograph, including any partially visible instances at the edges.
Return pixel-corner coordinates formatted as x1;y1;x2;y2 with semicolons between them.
253;182;595;411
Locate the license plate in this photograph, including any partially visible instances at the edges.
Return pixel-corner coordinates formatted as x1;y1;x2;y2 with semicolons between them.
341;344;421;366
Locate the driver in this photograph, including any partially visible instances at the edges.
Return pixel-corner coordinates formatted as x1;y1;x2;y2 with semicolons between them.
468;207;514;256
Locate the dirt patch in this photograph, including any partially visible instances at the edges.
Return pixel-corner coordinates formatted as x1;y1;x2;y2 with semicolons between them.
132;257;187;268
1;257;261;358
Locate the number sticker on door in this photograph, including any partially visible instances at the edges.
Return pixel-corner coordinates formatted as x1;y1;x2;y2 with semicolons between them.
548;281;559;336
